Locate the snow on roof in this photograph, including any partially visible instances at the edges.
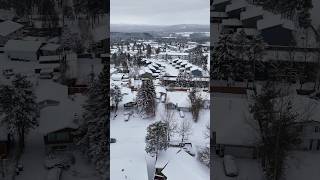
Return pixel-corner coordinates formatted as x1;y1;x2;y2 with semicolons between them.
240;5;264;20
222;19;243;26
110;67;117;74
156;148;181;169
36;80;86;134
4;40;42;52
0;20;23;36
159;52;189;56
23;36;47;42
166;91;190;108
121;92;135;105
92;25;107;42
212;0;230;5
212;93;258;146
40;43;61;51
225;0;248;12
39;55;60;62
161;149;209;180
257;14;295;30
155;86;166;94
211;11;228;18
111;73;124;81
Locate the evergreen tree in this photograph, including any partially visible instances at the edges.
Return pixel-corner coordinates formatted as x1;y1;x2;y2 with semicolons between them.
146;44;152;58
0;74;38;152
110;85;122;113
137;79;156;117
211;33;236;80
145;121;168;155
76;64;109;178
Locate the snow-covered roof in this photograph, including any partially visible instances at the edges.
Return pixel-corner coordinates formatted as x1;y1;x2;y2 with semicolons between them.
40;43;61;51
23;36;47;42
212;0;230;6
225;0;248;12
222;19;243;26
111;73;124;81
155;86;167;94
4;40;42;52
159;52;189;56
166;91;190;108
92;25;107;42
39;55;60;62
257;14;295;30
161;149;209;180
212;93;258;146
0;20;23;37
36;80;86;134
156;148;181;169
240;5;264;20
121;92;135;105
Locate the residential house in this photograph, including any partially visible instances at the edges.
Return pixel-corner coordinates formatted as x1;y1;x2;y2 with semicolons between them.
4;40;42;61
0;20;24;46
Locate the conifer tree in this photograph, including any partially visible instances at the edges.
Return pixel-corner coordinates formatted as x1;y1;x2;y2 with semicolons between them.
145;121;168;156
0;74;38;152
137;79;156;117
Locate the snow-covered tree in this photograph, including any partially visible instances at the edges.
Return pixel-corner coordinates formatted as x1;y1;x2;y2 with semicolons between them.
110;85;122;113
162;108;177;142
211;33;236;80
249;81;303;180
188;88;204;122
145;121;168;155
178;120;192;143
246;34;266;87
0;74;38;152
198;124;210;167
146;44;152;58
76;64;109;178
136;79;156;117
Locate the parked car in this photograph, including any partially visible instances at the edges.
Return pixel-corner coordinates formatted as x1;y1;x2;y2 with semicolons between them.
179;110;185;118
223;155;239;177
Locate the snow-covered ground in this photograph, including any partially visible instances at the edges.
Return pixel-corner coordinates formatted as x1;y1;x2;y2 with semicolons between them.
110;98;210;179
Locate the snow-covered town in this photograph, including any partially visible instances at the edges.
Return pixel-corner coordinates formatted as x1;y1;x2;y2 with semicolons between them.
110;0;210;179
0;0;108;180
211;0;320;180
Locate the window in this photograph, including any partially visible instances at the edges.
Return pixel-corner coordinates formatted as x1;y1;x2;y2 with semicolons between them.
56;132;70;141
317;140;320;151
315;126;320;133
47;134;56;142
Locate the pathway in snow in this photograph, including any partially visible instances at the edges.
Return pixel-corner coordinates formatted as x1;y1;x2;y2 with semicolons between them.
15;129;47;180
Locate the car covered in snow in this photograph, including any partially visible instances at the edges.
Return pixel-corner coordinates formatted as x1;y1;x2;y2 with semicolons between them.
223;155;239;177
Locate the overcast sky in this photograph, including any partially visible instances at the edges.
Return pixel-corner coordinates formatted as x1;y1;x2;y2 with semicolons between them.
110;0;209;25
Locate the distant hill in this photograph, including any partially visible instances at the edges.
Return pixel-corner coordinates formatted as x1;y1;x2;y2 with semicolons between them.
111;24;209;33
110;32;154;42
